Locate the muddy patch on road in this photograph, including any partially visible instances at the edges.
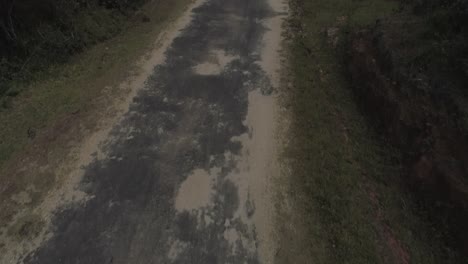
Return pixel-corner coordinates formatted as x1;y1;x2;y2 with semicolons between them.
193;50;238;75
175;168;217;211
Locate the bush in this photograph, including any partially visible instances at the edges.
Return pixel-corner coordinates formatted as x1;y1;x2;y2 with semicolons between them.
0;0;146;98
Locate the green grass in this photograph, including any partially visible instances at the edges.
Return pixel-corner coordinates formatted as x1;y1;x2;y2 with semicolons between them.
0;1;147;97
0;0;191;172
279;0;464;263
0;0;193;240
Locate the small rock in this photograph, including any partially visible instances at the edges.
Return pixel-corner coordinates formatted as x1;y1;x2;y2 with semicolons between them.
27;128;36;139
326;27;340;47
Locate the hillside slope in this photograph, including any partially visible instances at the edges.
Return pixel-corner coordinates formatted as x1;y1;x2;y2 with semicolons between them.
276;0;467;262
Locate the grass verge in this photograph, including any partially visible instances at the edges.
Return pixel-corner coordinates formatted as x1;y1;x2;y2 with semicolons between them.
277;0;464;263
0;0;192;243
0;0;191;172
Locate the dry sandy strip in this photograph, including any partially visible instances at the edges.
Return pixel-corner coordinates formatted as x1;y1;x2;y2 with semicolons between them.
243;0;288;261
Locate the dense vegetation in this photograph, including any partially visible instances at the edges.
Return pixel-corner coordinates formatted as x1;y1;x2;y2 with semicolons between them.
346;0;468;259
0;0;146;99
406;0;468;93
279;0;468;262
363;0;468;256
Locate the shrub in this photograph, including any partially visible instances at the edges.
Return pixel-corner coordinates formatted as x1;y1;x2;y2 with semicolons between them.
0;0;146;98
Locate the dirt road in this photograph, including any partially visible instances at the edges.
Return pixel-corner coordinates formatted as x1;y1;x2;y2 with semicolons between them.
14;0;286;263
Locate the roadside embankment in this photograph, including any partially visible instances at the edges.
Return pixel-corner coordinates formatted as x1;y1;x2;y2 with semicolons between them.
276;0;465;262
347;1;468;256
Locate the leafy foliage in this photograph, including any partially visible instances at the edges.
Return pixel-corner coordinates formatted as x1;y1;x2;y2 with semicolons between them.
408;0;468;84
0;0;146;97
